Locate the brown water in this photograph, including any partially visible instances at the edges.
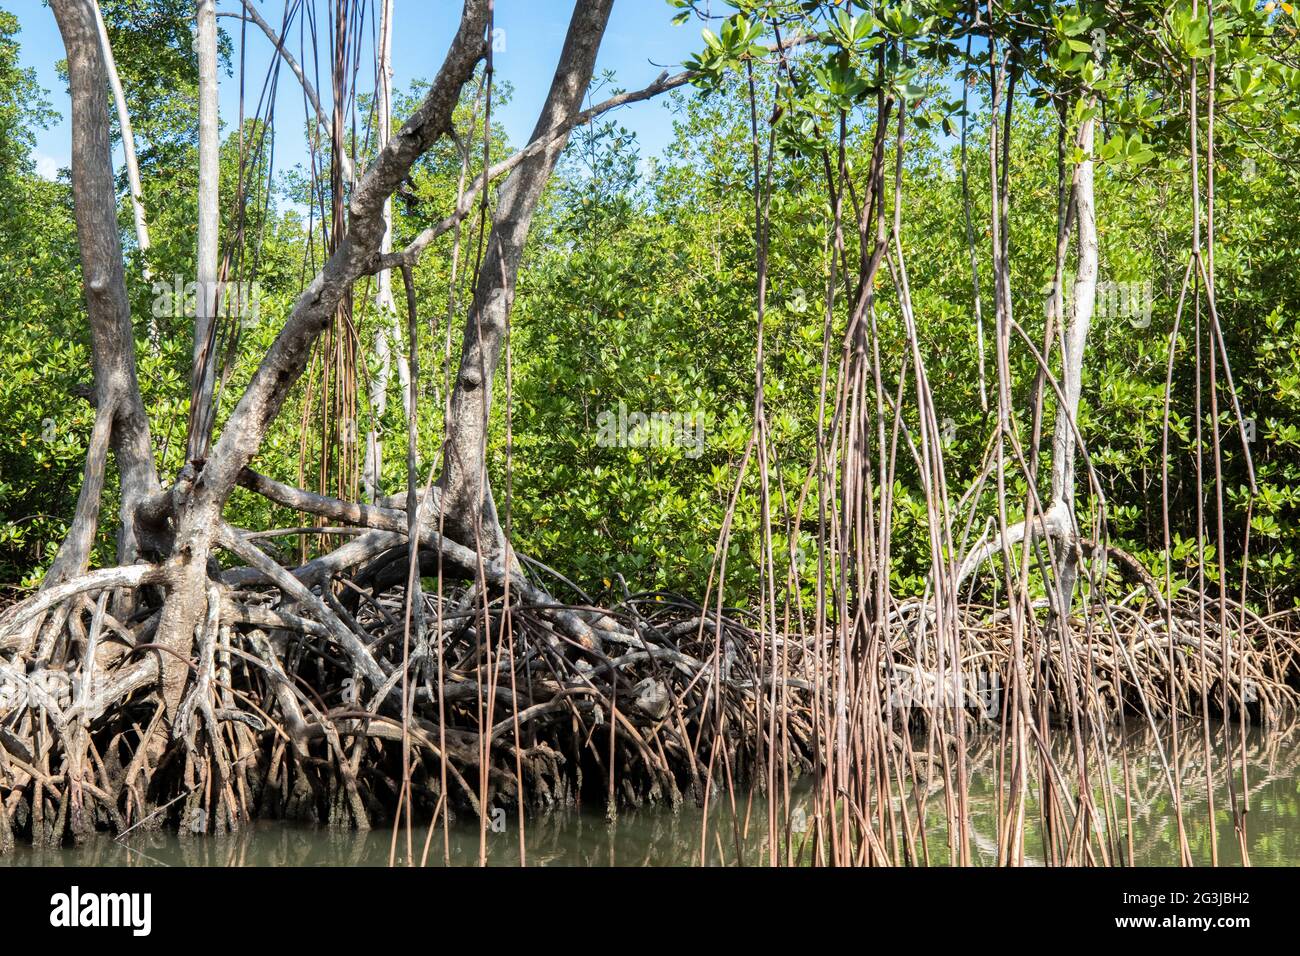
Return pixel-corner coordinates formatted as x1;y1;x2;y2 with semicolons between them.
4;722;1298;866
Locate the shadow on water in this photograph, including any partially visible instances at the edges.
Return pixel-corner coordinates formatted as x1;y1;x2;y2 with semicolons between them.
5;721;1298;866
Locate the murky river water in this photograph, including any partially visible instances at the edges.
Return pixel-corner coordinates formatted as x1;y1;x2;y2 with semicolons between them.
5;722;1298;866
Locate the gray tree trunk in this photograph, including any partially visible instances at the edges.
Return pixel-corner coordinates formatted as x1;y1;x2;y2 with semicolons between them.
362;0;409;502
151;0;490;720
92;1;150;269
44;0;158;589
188;0;219;462
439;0;614;554
953;112;1098;604
1047;113;1097;617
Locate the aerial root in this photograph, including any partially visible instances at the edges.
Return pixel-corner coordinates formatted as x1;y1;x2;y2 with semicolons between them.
0;527;1295;853
0;543;817;850
886;584;1298;729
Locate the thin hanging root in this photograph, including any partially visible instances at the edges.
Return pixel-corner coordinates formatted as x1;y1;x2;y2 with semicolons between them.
0;513;1294;855
0;537;807;847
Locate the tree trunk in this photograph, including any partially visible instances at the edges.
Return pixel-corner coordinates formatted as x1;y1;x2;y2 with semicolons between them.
44;0;158;589
362;0;409;502
1047;112;1097;618
151;0;490;721
953;110;1097;598
439;0;614;555
91;0;150;271
188;0;219;463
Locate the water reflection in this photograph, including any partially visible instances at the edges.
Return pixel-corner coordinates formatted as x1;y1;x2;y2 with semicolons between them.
911;720;1300;866
4;722;1297;866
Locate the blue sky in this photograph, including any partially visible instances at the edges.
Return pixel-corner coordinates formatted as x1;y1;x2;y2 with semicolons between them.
8;0;704;180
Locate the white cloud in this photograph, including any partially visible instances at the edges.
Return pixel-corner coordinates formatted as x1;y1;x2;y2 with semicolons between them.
32;151;65;180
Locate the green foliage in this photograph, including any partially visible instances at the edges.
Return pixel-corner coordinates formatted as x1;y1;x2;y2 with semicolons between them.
2;0;1300;619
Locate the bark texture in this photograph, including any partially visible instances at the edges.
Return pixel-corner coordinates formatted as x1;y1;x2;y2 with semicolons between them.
439;0;615;554
92;0;150;268
150;0;490;721
44;0;158;589
187;0;220;462
954;113;1097;597
362;0;408;502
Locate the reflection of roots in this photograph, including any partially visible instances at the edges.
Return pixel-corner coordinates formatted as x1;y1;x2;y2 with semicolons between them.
0;536;817;852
